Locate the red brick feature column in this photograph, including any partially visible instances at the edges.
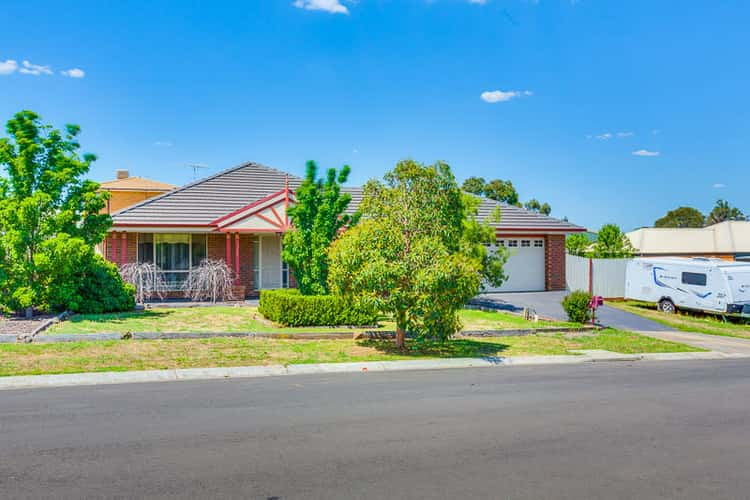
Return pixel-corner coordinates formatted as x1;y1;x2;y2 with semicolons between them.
545;234;567;291
234;233;240;285
225;233;232;276
120;233;127;267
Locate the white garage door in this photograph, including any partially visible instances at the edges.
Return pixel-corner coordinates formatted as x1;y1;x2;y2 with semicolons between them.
483;238;546;292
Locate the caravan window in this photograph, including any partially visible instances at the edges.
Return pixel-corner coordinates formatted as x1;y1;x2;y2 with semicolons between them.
682;272;707;287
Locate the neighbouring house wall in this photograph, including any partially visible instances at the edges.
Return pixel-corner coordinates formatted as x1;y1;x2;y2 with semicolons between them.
639;253;736;262
101;190;171;214
545;234;566;291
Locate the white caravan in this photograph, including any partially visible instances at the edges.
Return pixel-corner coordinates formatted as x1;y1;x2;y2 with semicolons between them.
625;257;750;316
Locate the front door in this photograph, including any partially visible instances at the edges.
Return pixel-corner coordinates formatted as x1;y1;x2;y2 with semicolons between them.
255;234;283;289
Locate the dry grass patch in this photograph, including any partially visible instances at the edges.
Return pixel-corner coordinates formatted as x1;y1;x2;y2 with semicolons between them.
0;330;702;377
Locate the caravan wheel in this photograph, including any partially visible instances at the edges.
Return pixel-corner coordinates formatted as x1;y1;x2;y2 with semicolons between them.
658;299;676;314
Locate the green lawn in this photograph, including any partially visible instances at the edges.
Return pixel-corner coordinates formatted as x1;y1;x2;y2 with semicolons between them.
609;301;750;340
0;329;701;377
47;306;576;335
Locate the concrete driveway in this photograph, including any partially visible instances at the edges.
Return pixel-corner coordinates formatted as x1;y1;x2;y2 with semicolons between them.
473;291;674;332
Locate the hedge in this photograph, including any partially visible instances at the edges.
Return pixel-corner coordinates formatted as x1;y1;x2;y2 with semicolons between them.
258;289;379;327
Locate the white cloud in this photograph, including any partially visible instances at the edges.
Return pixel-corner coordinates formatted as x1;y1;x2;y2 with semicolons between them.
153;141;173;147
713;183;726;189
588;131;633;140
480;89;532;103
61;68;85;78
632;149;660;157
468;0;488;4
293;0;349;14
18;60;52;76
0;59;18;75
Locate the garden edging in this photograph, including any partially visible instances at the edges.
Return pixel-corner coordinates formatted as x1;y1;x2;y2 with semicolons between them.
30;325;600;343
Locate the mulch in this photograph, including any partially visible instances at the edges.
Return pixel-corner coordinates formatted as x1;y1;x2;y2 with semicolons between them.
0;314;56;337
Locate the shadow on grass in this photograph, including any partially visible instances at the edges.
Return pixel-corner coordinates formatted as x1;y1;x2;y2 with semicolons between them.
67;309;175;324
358;338;510;358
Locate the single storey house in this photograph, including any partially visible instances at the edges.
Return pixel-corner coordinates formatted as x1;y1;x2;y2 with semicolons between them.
105;162;585;297
627;221;750;262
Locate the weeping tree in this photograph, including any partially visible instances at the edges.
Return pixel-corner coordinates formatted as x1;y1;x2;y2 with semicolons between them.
120;262;168;304
182;259;235;303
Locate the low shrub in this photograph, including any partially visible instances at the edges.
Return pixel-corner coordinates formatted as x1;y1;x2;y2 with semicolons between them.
259;289;379;327
35;235;135;314
562;290;593;324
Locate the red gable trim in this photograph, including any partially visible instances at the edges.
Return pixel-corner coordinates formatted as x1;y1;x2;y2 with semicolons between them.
211;188;295;227
495;227;586;233
112;223;213;228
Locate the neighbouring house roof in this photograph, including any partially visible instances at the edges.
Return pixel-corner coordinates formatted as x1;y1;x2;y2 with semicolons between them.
112;161;586;233
627;221;750;255
99;176;176;192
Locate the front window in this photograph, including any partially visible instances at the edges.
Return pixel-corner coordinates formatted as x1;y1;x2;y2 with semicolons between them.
138;233;208;290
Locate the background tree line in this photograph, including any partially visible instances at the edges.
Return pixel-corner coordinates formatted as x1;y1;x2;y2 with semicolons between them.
461;176;552;216
654;201;746;228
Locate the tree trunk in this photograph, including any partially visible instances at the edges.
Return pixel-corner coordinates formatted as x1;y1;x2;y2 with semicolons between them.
395;326;406;349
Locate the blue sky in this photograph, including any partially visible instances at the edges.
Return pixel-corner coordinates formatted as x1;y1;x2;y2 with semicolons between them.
1;0;748;231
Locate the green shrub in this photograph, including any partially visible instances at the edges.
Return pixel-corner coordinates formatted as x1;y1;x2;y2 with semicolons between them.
35;235;135;314
562;290;593;324
259;289;379;327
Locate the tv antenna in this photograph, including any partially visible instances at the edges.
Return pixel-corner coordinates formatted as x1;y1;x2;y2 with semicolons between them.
185;163;209;180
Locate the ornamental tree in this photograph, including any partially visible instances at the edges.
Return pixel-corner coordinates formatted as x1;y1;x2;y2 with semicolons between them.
0;111;111;316
282;160;357;295
327;160;505;348
654;206;705;228
707;199;746;225
566;233;591;257
591;223;635;259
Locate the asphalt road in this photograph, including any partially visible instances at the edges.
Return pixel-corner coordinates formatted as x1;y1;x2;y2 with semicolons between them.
3;361;750;499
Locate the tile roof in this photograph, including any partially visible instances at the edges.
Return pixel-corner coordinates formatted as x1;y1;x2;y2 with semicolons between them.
112;161;585;232
99;176;176;192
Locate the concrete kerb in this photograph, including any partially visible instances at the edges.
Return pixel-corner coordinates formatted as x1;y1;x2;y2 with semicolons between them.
1;350;747;391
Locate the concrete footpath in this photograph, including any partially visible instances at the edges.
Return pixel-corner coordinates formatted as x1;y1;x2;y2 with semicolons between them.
635;329;750;355
1;349;747;391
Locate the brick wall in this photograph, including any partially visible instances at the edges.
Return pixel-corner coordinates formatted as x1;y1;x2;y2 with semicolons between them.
545;234;566;291
207;233;254;296
103;232;137;266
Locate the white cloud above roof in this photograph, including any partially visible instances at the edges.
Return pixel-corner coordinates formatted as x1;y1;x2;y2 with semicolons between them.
632;149;660;157
480;89;532;103
0;59;18;75
61;68;85;78
19;60;52;76
293;0;349;14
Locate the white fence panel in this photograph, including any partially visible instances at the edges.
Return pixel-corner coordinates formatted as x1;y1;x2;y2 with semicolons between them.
565;254;591;293
566;254;630;298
